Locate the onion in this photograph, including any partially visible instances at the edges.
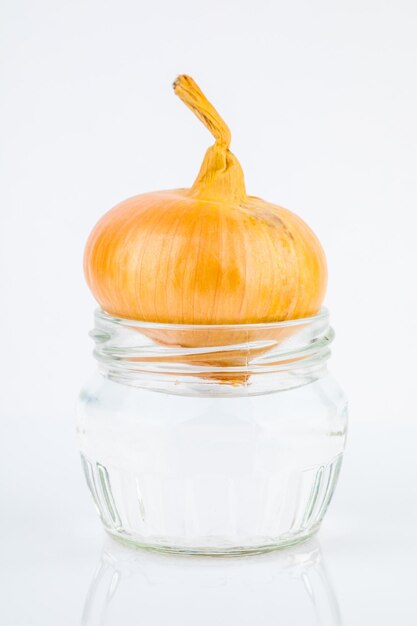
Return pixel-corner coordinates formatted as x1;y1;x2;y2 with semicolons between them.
84;75;326;356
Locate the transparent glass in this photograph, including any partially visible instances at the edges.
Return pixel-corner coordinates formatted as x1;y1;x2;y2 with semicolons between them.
77;308;347;555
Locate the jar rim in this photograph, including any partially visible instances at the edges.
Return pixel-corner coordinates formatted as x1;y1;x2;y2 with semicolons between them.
91;307;333;395
94;307;329;332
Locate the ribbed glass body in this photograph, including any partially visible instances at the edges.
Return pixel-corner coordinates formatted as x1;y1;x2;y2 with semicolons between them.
77;309;347;555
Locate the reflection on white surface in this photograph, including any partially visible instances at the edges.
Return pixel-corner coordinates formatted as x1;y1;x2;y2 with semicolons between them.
81;537;342;626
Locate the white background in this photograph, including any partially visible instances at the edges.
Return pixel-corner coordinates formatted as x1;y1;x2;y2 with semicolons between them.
1;1;416;624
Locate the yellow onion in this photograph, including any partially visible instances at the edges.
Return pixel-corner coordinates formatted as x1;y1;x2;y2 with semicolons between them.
84;75;327;358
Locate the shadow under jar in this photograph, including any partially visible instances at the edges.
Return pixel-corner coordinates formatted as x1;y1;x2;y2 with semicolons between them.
77;308;347;556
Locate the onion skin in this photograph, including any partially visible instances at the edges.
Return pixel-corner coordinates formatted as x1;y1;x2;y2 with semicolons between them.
84;190;326;325
84;75;327;338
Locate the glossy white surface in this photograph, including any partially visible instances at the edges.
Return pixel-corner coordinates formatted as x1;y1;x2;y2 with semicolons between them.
1;417;416;625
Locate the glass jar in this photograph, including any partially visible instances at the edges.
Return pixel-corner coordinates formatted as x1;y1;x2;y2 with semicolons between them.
77;308;347;556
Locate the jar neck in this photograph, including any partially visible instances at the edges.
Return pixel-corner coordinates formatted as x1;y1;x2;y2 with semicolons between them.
90;309;333;396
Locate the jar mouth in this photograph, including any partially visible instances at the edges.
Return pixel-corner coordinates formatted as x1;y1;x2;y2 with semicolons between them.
95;307;329;331
91;308;333;396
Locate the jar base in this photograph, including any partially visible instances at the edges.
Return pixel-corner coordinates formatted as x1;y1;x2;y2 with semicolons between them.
104;526;321;557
